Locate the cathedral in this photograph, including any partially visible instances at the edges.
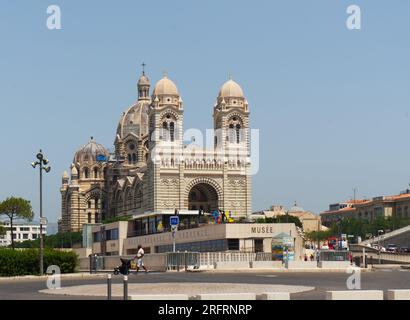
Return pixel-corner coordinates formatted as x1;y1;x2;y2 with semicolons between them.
59;67;252;232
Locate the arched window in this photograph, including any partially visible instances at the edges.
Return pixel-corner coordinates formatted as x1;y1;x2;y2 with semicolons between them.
95;213;99;223
88;212;92;223
94;167;99;179
135;189;143;208
236;124;241;143
162;122;169;141
229;124;235;143
84;168;89;179
128;154;132;163
170;122;175;142
88;201;92;209
132;153;137;163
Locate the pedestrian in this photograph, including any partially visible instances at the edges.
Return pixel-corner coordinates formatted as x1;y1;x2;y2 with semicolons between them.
134;245;148;273
304;254;308;261
221;211;226;223
349;252;353;265
310;254;314;261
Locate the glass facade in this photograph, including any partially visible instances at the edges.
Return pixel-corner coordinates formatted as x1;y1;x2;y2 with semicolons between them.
128;214;205;237
105;228;119;241
93;232;101;242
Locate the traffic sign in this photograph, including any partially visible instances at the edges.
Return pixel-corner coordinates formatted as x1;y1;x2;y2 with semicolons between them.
40;217;48;225
170;215;179;226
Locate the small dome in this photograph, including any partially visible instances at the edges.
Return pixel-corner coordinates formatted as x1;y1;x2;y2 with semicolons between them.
117;102;149;138
138;74;150;86
218;79;244;98
153;75;179;96
62;171;69;179
71;164;78;176
74;137;109;163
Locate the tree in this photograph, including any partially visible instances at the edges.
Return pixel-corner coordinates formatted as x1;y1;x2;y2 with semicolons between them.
305;230;332;243
0;197;34;249
275;215;303;229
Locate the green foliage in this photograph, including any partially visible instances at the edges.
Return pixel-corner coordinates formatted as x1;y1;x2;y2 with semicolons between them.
0;248;78;276
0;197;34;249
328;216;410;239
0;197;34;220
254;215;302;228
305;230;333;242
14;232;82;249
102;215;132;224
274;215;303;228
0;223;5;236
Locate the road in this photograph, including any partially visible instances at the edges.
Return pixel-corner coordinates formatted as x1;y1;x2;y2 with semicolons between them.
1;269;410;300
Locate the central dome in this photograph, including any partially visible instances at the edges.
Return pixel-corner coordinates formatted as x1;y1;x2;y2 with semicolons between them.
153;75;179;96
117;102;149;139
218;79;244;98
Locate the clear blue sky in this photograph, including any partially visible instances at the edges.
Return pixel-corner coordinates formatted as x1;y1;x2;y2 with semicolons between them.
1;1;409;223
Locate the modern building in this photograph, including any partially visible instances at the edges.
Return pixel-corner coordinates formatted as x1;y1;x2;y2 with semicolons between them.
86;214;304;259
252;203;325;232
320;188;410;226
0;221;47;247
59;67;252;232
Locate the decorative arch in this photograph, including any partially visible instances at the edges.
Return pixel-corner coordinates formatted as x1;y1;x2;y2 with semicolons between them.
184;178;223;212
184;178;223;198
225;113;245;127
159;109;180;121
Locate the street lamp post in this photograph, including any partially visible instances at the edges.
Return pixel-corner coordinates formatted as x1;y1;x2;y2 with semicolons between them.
31;150;51;276
377;229;384;265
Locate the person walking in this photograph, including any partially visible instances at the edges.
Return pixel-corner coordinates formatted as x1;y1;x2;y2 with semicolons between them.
134;245;148;273
221;210;226;223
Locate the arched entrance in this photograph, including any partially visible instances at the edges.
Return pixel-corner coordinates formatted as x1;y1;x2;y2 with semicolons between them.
188;183;219;213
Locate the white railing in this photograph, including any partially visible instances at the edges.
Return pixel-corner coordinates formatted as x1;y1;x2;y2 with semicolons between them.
361;225;410;245
197;252;271;267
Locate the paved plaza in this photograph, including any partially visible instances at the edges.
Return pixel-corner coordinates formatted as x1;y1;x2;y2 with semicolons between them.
1;270;410;300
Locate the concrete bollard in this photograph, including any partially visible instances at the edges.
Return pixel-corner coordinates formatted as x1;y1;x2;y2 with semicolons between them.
123;275;128;300
257;292;290;300
326;290;383;300
193;293;256;300
107;274;112;300
387;290;410;300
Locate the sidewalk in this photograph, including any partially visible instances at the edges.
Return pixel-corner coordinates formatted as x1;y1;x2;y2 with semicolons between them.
0;272;107;282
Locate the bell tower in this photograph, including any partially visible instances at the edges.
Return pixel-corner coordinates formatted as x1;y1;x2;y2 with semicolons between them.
213;77;250;155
